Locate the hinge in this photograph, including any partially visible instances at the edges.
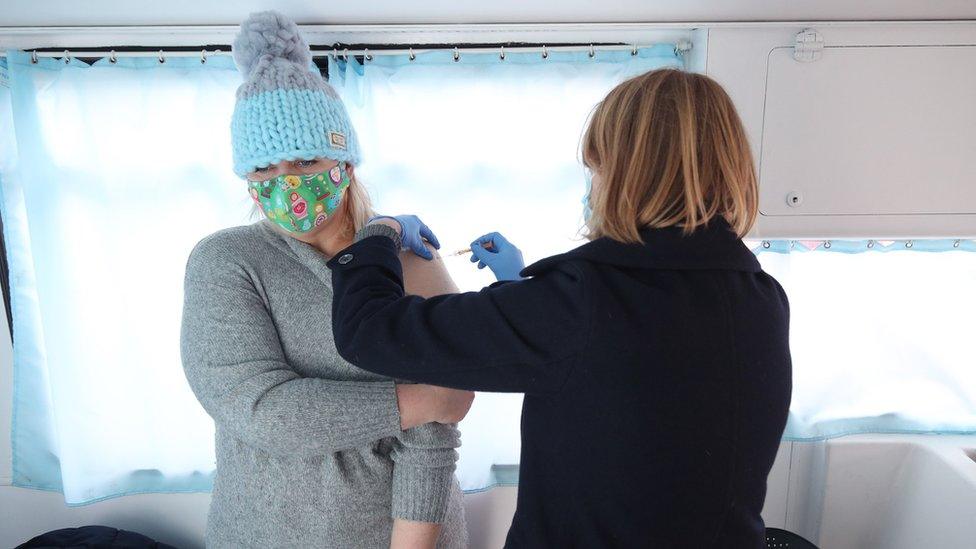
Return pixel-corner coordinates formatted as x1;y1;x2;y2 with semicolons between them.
793;29;824;63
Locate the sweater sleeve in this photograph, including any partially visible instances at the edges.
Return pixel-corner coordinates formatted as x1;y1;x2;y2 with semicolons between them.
388;421;460;522
179;235;403;457
328;235;591;394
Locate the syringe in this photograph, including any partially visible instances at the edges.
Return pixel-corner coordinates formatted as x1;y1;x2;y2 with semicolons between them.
446;241;495;257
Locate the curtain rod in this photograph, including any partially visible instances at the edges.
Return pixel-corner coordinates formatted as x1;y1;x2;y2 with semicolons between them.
4;21;972;56
0;41;693;62
1;20;974;34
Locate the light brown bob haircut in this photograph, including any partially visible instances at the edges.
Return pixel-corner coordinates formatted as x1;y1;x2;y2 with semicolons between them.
580;68;758;242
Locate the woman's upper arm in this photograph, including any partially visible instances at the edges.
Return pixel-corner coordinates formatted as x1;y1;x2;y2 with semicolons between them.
400;243;459;298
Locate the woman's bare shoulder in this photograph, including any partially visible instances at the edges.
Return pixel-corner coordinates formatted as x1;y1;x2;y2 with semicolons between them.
400;244;460;298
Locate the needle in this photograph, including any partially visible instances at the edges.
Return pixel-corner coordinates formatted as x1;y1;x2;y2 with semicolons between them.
447;241;495;256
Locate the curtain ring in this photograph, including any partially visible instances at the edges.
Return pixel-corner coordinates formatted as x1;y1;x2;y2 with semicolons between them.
632;44;638;56
499;46;505;60
453;47;460;62
63;49;71;64
905;240;914;249
823;240;832;249
542;45;548;59
200;49;207;64
762;240;771;249
30;50;38;64
588;44;595;58
158;50;165;64
108;50;117;64
867;240;875;249
332;47;338;61
953;240;961;248
364;48;372;62
342;48;349;62
408;47;415;61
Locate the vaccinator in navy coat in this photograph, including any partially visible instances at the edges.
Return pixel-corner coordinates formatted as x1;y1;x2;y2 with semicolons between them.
327;218;792;549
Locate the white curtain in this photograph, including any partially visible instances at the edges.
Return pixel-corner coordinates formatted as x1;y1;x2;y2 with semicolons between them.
2;51;246;504
1;46;684;503
752;240;976;440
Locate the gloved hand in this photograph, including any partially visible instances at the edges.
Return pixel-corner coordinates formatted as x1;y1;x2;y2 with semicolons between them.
369;215;441;260
470;232;525;281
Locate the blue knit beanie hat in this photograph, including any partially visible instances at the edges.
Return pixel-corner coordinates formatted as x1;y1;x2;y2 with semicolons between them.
230;11;362;178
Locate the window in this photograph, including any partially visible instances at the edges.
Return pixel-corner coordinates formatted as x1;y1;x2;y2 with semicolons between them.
751;239;976;440
0;46;684;502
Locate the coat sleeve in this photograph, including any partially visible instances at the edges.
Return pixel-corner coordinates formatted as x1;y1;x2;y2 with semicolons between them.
328;235;591;394
180;235;403;458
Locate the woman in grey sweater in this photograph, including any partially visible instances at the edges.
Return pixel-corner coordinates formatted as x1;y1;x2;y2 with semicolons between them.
180;11;471;548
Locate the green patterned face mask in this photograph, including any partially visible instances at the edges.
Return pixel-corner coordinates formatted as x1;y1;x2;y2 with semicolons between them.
248;162;351;234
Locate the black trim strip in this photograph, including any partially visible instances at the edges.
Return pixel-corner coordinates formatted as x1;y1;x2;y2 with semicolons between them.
0;209;13;342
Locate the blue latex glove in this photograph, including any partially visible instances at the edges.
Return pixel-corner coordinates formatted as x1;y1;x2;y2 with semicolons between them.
369;215;441;260
470;232;525;281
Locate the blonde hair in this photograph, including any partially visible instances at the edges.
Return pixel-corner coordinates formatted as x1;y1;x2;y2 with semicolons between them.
580;68;758;242
342;172;377;234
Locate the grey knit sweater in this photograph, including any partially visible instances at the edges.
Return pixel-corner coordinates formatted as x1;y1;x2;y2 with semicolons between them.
180;219;467;548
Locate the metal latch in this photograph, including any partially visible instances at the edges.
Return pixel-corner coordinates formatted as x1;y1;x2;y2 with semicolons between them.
793;29;824;62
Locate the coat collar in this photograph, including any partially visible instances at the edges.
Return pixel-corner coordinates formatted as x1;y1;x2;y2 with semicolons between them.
522;218;760;277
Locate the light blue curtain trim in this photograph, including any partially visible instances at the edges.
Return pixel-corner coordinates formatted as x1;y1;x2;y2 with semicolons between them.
17;464;509;502
13;470;215;507
461;464;520;495
754;239;976;254
782;428;976;442
782;412;976;441
0;174;35;490
0;60;65;492
2;182;63;492
336;43;683;70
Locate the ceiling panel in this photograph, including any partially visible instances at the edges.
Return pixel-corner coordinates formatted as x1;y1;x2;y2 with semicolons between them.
1;0;975;27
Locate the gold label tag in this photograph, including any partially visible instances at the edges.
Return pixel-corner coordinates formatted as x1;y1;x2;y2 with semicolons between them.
329;131;347;150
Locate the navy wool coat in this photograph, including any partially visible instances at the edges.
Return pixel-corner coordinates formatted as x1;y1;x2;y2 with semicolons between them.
327;218;792;549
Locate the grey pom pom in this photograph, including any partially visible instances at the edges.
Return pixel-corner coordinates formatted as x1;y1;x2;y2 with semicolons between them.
232;10;311;76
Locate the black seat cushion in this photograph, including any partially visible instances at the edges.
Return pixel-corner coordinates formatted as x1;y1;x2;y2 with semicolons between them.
15;525;177;549
765;527;819;549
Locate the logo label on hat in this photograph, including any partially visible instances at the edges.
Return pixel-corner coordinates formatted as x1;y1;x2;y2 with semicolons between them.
329;131;347;150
